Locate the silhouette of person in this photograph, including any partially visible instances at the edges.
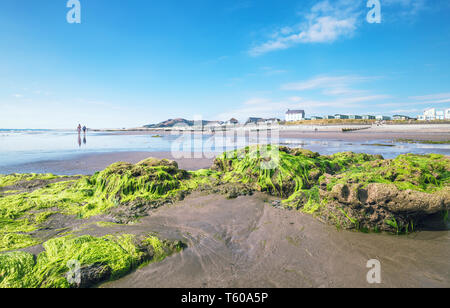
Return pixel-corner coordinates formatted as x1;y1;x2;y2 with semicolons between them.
77;124;82;134
78;134;82;147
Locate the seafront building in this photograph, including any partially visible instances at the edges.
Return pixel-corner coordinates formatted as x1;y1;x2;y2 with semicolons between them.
376;115;391;121
362;115;376;120
392;115;412;121
417;108;450;121
285;110;305;122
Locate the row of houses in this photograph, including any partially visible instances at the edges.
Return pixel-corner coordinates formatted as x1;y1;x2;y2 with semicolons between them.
204;107;450;128
285;108;450;122
285;110;395;122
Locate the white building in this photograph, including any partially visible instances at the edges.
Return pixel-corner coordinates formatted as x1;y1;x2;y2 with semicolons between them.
418;108;450;121
285;110;305;122
423;108;436;120
376;115;391;121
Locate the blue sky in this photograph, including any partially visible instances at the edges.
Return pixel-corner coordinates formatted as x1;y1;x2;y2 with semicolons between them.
0;0;449;129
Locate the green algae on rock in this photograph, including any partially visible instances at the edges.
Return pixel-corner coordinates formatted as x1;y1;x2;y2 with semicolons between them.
0;234;185;288
0;158;213;252
212;146;382;197
212;146;449;233
0;173;62;188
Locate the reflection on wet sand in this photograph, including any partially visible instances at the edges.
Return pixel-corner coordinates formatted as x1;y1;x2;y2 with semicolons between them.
77;132;87;147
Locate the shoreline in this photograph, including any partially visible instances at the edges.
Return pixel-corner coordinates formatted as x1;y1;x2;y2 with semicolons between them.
100;126;450;142
93;123;450;134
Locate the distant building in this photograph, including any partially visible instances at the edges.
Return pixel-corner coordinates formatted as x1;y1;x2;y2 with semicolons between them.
225;118;239;125
334;114;349;119
310;116;323;120
349;115;362;120
204;121;223;128
417;108;449;121
436;110;445;120
245;117;264;125
423;108;436;121
393;115;411;121
324;115;335;119
264;118;281;124
362;115;376;120
285;110;305;122
376;115;391;121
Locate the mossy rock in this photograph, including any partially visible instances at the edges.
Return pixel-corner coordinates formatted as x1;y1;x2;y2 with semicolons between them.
0;234;185;288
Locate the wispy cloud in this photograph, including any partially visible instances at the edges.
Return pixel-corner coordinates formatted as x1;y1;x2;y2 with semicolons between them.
379;92;450;110
248;0;362;56
202;56;229;65
382;0;428;20
410;92;450;100
260;66;288;76
281;74;378;97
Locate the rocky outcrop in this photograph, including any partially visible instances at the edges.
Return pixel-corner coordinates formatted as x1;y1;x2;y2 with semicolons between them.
320;183;450;232
213;146;449;233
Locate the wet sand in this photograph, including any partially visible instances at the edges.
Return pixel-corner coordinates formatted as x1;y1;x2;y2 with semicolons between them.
98;193;450;288
0;151;215;175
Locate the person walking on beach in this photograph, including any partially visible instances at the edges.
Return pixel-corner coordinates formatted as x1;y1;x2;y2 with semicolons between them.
82;125;87;134
77;124;82;134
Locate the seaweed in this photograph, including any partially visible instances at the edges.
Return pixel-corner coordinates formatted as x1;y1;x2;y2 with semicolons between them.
0;234;184;288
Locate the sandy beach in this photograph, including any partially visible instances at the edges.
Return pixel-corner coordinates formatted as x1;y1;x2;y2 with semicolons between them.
96;192;450;288
1;127;449;289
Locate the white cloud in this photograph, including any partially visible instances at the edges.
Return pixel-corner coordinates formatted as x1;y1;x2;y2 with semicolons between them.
260;66;288;76
410;93;450;100
281;75;376;97
383;0;428;18
249;0;362;56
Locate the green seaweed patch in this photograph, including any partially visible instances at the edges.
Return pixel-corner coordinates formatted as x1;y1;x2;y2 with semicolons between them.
212;145;381;197
0;173;63;188
0;233;39;252
0;234;184;288
396;139;450;145
0;158;216;251
325;153;449;193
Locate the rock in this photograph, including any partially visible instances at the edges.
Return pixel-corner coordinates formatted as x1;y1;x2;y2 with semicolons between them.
73;263;112;288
